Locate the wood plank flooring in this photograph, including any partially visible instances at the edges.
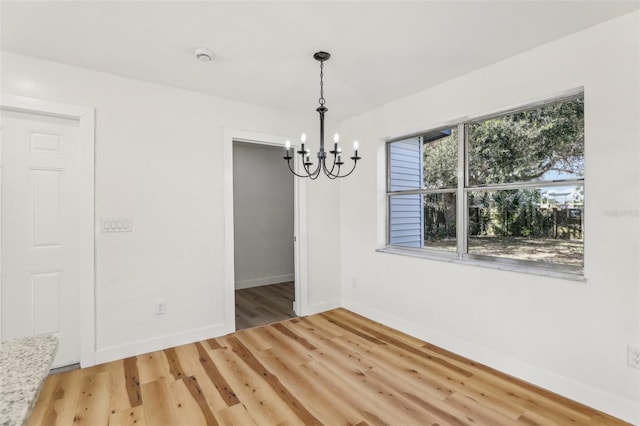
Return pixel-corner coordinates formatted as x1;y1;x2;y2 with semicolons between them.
29;309;630;426
235;282;296;330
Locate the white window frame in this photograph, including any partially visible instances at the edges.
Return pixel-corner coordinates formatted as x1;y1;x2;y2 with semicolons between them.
382;89;585;281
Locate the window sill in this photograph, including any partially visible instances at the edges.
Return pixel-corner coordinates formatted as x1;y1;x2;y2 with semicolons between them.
376;246;586;282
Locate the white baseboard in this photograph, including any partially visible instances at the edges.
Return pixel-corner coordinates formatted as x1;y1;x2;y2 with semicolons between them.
235;274;294;290
304;298;341;316
342;299;639;425
92;322;234;366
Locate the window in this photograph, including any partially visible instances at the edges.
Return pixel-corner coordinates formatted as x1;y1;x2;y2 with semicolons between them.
387;94;584;275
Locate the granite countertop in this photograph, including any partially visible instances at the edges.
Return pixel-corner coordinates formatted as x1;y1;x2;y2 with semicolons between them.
0;335;58;426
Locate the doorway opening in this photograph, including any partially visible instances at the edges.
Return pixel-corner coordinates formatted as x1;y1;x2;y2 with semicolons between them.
231;139;301;330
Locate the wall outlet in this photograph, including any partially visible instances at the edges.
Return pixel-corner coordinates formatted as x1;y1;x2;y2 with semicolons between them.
628;345;640;369
155;300;167;315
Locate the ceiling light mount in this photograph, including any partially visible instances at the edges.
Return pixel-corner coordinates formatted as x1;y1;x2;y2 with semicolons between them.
313;51;331;62
283;51;360;180
194;47;214;62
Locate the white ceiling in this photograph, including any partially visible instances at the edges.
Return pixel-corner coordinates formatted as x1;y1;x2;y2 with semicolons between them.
1;1;638;120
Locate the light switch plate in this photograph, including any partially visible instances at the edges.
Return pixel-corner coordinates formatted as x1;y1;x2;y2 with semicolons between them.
102;217;132;232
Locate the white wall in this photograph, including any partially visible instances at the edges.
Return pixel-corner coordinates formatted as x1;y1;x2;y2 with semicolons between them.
233;142;294;289
0;51;342;363
339;12;640;423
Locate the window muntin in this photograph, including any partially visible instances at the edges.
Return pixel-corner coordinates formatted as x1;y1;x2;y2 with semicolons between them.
387;94;584;274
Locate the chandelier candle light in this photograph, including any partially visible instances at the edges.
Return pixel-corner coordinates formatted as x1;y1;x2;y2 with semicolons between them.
283;51;361;179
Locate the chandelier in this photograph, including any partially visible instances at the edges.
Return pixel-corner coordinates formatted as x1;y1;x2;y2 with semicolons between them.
283;51;360;179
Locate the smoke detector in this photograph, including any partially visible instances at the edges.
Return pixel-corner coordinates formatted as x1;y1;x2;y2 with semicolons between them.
194;47;214;62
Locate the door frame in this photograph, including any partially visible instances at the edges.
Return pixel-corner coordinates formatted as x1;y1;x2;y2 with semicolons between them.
0;94;96;367
223;128;308;328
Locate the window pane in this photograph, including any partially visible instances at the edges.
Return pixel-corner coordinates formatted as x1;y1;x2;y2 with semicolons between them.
468;96;584;186
389;137;422;191
389;193;457;251
467;187;584;267
389;128;457;192
424;192;456;251
423;127;457;189
389;194;423;248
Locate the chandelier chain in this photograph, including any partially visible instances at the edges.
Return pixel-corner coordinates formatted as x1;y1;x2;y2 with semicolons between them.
319;60;325;106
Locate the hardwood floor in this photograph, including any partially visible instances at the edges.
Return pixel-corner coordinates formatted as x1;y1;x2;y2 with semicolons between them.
235;282;296;330
29;309;629;426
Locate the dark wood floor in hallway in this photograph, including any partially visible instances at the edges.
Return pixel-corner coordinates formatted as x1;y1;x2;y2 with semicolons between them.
28;308;630;426
235;282;297;330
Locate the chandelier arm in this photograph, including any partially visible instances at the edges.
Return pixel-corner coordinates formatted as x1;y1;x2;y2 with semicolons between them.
333;160;359;178
304;158;322;179
286;158;314;178
325;150;355;178
308;162;322;180
312;159;324;179
325;163;341;179
322;151;340;178
322;155;336;176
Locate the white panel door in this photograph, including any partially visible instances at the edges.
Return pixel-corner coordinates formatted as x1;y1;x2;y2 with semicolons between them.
1;109;82;368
